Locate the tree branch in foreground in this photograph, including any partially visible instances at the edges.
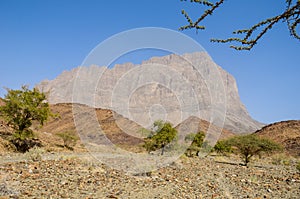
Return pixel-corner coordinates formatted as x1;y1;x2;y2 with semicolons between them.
180;0;300;50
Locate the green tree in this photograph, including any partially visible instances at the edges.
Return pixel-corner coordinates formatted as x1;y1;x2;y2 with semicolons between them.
185;131;205;157
144;121;178;155
225;134;282;166
213;139;232;155
180;0;300;50
0;86;52;152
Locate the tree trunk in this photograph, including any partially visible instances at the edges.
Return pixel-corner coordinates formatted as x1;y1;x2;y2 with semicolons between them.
161;144;165;155
244;154;251;166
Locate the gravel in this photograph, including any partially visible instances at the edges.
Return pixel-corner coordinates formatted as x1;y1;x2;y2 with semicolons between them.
0;154;299;199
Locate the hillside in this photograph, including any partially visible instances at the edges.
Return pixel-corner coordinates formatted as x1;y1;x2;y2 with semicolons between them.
255;120;300;156
2;99;300;157
0;102;236;153
40;103;236;152
176;116;235;141
37;103;145;152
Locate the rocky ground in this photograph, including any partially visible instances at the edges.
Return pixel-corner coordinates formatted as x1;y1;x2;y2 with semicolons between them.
0;152;299;199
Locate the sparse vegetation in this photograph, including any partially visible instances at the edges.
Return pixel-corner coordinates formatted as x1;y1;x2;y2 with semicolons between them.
0;86;52;152
271;153;292;166
25;146;45;162
213;140;232;155
144;120;177;155
201;141;214;154
225;134;282;166
184;132;205;157
56;131;79;150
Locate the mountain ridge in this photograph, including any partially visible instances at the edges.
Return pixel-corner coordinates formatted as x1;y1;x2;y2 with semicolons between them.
37;52;263;133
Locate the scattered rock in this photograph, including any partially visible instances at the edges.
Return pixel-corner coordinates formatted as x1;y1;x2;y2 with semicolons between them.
0;155;299;198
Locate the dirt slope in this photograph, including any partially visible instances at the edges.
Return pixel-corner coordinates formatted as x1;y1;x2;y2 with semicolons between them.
40;104;236;151
38;103;144;152
255;120;300;156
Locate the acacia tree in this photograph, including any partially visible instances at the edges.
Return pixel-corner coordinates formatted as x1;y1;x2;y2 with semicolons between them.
184;131;205;157
225;134;282;166
0;86;52;152
213;139;232;155
144;120;178;155
180;0;300;50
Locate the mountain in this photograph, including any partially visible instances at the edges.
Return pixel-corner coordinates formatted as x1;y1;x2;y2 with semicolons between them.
254;120;300;156
36;52;263;133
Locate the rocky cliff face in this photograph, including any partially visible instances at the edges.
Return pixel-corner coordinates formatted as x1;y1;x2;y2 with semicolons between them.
36;52;264;133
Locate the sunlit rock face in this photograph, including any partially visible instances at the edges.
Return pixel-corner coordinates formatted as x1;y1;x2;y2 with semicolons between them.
36;52;264;133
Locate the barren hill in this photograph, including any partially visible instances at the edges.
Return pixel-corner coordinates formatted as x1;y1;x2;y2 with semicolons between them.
40;103;235;151
1;100;300;157
176;116;235;141
254;120;300;156
38;103;145;152
0;101;237;153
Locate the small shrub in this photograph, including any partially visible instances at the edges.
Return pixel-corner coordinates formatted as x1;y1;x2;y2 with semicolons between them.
25;146;45;162
57;131;79;150
271;153;292;166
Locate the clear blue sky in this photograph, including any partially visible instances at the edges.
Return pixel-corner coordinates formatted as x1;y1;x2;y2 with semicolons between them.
0;0;299;124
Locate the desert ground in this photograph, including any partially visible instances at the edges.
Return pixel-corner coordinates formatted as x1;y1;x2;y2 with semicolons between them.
1;150;299;199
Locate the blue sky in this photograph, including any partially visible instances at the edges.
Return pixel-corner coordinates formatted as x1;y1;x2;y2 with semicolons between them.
0;0;299;124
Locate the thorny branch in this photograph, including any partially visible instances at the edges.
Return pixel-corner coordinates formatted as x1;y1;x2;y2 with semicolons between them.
180;0;300;50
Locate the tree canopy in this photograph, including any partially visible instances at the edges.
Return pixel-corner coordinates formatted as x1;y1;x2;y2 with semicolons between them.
225;134;282;166
0;86;52;152
184;131;205;157
144;120;178;155
180;0;300;50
